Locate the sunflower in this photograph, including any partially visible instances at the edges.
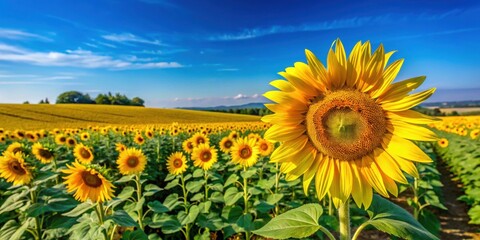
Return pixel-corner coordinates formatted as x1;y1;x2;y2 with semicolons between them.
470;129;479;140
25;131;38;142
0;151;32;185
182;138;195;153
32;143;54;164
66;137;77;147
134;134;145;145
55;134;67;145
228;131;239;139
62;161;115;203
191;132;210;147
0;135;5;143
262;39;437;209
14;130;25;139
191;143;218;171
73;143;94;164
438;138;448;148
256;138;274;156
80;132;90;141
167;152;188;175
219;137;235;153
116;148;147;175
6;142;24;154
145;130;154;139
115;143;127;152
230;137;260;167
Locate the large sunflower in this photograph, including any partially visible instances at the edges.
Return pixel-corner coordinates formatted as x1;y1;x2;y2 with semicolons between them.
73;143;94;164
230;137;260;167
182;138;195;154
32;143;54;164
263;39;437;209
116;148;147;175
191;143;217;171
167;152;188;175
256;138;274;156
6;142;24;154
219;136;235;153
62;161;115;202
191;132;210;147
0;151;32;185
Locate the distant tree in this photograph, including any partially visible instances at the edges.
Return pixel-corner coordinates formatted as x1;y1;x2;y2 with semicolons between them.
23;101;30;104
45;98;50;104
131;97;145;106
95;94;110;104
56;91;95;104
39;99;45;104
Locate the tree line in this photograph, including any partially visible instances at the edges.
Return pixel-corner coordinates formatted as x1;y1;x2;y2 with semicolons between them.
207;108;272;116
55;91;145;106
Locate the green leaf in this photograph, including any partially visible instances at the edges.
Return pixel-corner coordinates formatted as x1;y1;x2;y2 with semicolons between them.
0;220;18;239
198;201;211;213
164;179;179;190
190;193;204;202
116;174;136;183
197;213;225;231
181;205;200;226
144;184;162;197
241;169;256;179
468;205;480;224
193;169;204;178
0;192;28;215
224;187;243;206
149;214;182;234
147;201;169;213
366;194;439;240
121;229;148;240
419;210;440;237
186;180;204;193
253;203;323;239
117;186;135;200
107;210;139;227
62;202;94;217
224;174;239;187
209;191;224;203
266;193;284;205
254;201;274;213
236;213;254;232
163;193;180;211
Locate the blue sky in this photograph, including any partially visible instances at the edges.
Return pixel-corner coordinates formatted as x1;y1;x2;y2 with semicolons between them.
0;0;479;107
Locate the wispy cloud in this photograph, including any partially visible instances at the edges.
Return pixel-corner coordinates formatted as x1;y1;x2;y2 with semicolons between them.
385;27;480;41
0;43;183;70
208;9;464;41
136;49;188;55
0;28;52;41
102;33;167;46
217;68;239;71
166;93;266;108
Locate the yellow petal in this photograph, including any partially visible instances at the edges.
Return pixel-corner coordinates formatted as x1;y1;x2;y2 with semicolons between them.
315;156;334;201
303;154;321;195
386;110;439;125
381;172;398;197
388;120;438;141
381;88;436;112
371;59;404;99
283;143;316;175
305;49;328;85
269;136;308;163
264;124;305;142
377;76;426;103
327;48;346;89
350;160;364;208
339;160;353;203
373;148;408;184
382;134;433;163
328;161;342;208
361;155;389;197
390;154;420;178
270;80;295;92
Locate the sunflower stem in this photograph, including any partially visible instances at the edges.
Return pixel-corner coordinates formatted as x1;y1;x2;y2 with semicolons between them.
338;199;351;240
96;202;108;240
135;174;145;230
412;177;419;220
180;174;191;240
243;166;251;240
328;195;333;216
274;162;279;216
319;225;336;240
29;188;41;240
204;170;209;203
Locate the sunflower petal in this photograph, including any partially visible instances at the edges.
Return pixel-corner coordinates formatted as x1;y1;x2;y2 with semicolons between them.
303;154;321;195
386;110;439;125
371;59;404;99
377;76;426;103
305;49;328;85
388;120;438;141
264;124;305;142
270;80;295;92
373;148;408;184
381;88;436;112
315;156;334;201
382;134;433;163
269;136;308;163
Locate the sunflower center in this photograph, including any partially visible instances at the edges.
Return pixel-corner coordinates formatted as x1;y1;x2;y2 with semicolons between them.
306;90;386;161
8;160;26;175
81;171;103;188
173;158;183;168
200;151;212;162
187;142;193;149
39;149;53;159
127;156;139;167
224;140;232;148
197;138;205;145
80;148;91;159
239;146;252;159
260;143;268;151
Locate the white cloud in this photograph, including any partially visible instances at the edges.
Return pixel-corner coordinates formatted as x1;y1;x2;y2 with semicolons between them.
207;9;465;41
0;28;52;41
0;43;183;70
102;33;166;46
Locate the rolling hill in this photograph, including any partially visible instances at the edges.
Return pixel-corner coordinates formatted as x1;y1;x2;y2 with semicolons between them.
0;104;261;130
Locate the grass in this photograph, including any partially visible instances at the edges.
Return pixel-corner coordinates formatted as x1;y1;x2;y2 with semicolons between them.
0;104;261;130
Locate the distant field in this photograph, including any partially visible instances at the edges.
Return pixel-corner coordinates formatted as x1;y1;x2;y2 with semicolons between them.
439;107;480;114
0;104;261;130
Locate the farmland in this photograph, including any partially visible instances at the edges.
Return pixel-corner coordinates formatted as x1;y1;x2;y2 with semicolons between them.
0;105;479;239
0;104;260;130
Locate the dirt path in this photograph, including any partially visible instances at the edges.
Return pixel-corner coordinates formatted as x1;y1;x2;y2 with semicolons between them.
437;158;480;240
